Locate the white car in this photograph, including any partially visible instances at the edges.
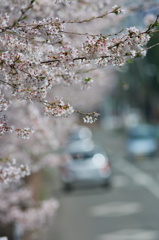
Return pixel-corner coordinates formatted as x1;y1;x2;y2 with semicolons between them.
67;126;92;143
60;140;112;191
126;124;158;159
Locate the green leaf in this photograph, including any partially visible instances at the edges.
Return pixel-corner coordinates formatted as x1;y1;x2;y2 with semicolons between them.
64;105;69;109
136;53;142;58
84;77;91;82
21;16;27;20
114;11;119;15
127;59;134;63
153;22;159;27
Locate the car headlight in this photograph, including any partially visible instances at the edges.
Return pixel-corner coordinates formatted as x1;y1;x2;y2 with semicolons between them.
92;154;107;167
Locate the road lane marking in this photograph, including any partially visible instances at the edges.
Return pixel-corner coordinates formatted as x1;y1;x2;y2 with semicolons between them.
97;229;159;240
89;202;141;217
115;159;159;199
112;175;129;187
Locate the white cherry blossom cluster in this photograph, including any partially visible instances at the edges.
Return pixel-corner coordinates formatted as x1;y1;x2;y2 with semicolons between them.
54;0;72;3
0;98;77;179
15;127;34;139
0;93;13;137
0;0;156;140
0;13;10;32
0;187;34;214
0;1;158;238
0;115;34;139
50;0;121;21
0;158;30;184
15;17;65;44
83;112;100;124
0;0;158;182
82;77;94;90
0;186;59;235
112;5;124;14
0;94;11;112
82;27;150;67
0;94;34;138
52;67;79;86
43;97;74;117
0;113;14;137
19;198;59;233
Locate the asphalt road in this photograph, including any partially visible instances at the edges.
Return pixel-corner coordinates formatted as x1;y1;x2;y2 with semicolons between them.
40;125;159;240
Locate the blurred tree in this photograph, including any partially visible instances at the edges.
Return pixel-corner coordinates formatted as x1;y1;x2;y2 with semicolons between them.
114;23;159;123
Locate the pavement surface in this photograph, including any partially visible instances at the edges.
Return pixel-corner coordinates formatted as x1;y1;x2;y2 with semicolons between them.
39;124;159;240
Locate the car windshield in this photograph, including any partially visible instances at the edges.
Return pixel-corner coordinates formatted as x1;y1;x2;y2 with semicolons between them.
71;150;97;160
129;127;155;140
68;127;92;142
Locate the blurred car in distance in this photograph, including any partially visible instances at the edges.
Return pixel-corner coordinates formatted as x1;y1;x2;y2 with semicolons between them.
60;139;112;191
126;124;158;159
67;126;92;143
123;108;143;129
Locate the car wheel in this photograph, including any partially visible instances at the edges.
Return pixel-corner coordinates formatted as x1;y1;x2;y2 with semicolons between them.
102;180;111;188
63;183;73;192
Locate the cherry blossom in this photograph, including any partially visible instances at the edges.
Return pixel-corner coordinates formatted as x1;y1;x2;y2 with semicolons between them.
83;112;100;124
0;158;30;184
0;0;158;183
0;0;159;238
0;185;59;237
43;97;74;117
0;0;158;138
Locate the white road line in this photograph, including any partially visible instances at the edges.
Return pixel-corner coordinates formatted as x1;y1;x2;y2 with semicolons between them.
115;158;159;199
112;175;129;187
97;229;159;240
89;201;141;217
